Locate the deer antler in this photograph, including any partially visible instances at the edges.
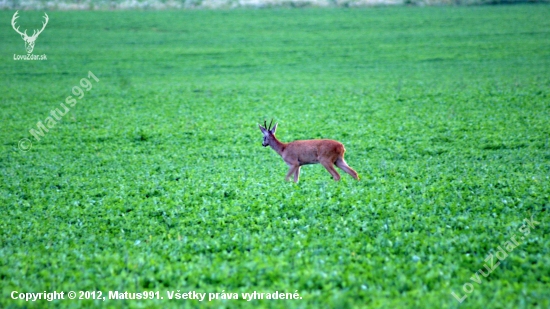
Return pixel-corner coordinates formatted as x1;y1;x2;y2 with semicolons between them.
11;11;27;37
11;11;49;39
31;13;49;38
268;119;273;131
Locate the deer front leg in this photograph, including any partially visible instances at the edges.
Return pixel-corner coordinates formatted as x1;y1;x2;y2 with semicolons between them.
285;165;299;182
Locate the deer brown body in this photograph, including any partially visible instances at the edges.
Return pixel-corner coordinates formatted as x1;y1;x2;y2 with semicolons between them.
259;121;359;183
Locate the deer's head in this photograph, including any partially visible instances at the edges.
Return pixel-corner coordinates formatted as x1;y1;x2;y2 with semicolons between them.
258;119;278;147
12;11;49;54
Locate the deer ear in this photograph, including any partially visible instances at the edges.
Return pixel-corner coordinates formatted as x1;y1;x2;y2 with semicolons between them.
258;124;267;133
271;123;278;134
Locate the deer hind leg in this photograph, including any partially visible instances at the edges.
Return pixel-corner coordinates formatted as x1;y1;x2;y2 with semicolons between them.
335;158;359;180
293;166;301;183
320;160;341;181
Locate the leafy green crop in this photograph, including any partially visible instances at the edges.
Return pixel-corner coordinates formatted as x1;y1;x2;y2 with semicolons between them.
1;5;549;308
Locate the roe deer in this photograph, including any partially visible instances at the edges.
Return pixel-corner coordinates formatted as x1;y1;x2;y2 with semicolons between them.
258;120;359;183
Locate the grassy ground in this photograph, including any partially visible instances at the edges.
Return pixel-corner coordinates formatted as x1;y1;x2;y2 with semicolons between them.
1;5;549;308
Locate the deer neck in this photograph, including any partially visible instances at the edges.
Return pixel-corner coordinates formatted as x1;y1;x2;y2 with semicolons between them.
269;135;286;157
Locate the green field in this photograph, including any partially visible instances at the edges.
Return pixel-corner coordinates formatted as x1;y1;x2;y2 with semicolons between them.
1;5;550;308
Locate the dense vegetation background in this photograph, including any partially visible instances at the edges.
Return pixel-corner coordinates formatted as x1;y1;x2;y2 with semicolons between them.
1;0;549;10
1;4;549;309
